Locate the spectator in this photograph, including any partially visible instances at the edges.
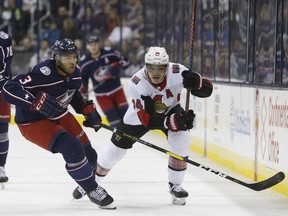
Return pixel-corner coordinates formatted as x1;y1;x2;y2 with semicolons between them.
60;17;82;41
29;38;51;67
78;6;98;35
51;5;71;28
11;35;34;74
130;35;145;66
1;0;31;44
107;17;133;47
41;19;61;46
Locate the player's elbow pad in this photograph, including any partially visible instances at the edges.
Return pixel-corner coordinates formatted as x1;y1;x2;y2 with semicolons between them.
137;110;166;130
191;78;213;98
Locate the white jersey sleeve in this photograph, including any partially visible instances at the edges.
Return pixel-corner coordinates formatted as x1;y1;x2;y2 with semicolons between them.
123;63;188;126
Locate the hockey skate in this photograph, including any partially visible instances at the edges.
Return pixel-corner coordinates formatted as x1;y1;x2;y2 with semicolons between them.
0;166;8;189
72;185;86;199
87;185;116;209
169;182;189;205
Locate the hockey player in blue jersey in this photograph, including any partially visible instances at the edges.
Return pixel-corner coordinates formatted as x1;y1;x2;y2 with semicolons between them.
1;38;115;209
79;34;130;128
0;31;13;187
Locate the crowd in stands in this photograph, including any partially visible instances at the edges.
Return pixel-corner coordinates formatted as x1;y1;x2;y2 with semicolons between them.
0;0;146;77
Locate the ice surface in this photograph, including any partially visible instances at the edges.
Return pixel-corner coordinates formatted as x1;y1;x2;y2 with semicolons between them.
1;125;287;216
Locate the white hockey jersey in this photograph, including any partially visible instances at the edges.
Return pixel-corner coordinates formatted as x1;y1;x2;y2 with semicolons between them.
124;62;188;125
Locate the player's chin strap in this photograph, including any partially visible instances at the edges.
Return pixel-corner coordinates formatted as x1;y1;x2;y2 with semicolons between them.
99;123;285;191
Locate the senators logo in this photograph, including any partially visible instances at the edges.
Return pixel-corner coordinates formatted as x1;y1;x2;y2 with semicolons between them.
154;100;169;113
153;95;170;113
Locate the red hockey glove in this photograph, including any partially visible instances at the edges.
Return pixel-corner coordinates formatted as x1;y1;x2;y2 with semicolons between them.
190;78;213;98
30;92;64;118
182;70;202;90
81;100;102;131
165;112;187;132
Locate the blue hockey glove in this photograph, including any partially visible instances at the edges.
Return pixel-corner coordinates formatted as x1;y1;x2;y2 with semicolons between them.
108;62;121;76
81;100;102;131
30;92;64;118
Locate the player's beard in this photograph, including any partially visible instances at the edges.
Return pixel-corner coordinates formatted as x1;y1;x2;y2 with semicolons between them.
56;61;75;76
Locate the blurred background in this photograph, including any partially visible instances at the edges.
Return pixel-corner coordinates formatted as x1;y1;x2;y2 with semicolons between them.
0;0;286;86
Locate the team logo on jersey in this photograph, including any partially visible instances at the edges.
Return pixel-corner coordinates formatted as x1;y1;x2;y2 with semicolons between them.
172;64;180;73
154;101;169;113
153;95;170;113
40;66;51;75
0;31;9;39
57;89;75;108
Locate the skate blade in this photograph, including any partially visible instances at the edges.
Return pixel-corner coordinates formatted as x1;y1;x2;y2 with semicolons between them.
171;195;186;205
99;203;117;210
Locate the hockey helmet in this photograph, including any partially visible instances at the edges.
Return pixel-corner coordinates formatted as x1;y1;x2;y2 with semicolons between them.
51;38;79;57
145;47;169;65
87;34;99;43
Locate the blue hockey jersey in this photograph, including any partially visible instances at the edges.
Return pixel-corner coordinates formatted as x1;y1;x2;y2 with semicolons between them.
0;31;13;90
2;58;85;123
79;47;129;95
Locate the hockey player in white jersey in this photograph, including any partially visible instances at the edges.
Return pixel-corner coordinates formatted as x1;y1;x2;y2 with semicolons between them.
73;46;213;205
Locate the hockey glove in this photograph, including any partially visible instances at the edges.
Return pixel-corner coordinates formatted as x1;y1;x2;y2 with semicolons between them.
141;95;154;115
81;100;102;132
190;78;213;98
184;110;195;130
182;70;202;90
109;62;121;76
165;112;188;132
79;85;88;100
30;92;64;118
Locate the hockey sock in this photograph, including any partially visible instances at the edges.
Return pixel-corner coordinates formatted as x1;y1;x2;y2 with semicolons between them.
53;133;98;192
66;158;98;192
168;156;187;184
84;142;97;175
0;123;9;167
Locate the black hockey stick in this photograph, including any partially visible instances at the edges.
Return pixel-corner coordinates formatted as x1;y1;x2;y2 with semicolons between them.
185;0;197;112
100;123;285;191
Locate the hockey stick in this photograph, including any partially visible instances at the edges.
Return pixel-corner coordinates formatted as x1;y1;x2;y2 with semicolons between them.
100;123;285;191
185;0;197;112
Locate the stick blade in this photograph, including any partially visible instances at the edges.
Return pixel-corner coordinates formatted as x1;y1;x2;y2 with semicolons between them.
249;172;285;191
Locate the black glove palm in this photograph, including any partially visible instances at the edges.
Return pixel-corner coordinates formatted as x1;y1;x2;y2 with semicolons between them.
182;70;202;90
185;110;195;130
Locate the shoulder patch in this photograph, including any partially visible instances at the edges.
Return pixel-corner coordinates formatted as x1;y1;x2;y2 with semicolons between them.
131;75;141;84
0;31;9;39
172;64;180;73
40;66;51;75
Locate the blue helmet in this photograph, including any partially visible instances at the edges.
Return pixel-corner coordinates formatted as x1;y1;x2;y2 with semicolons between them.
51;38;79;57
87;34;99;44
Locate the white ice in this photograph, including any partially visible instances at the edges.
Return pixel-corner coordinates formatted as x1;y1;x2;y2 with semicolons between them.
1;125;287;216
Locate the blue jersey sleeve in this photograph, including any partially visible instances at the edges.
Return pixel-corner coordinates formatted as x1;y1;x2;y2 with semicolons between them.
2;74;35;110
